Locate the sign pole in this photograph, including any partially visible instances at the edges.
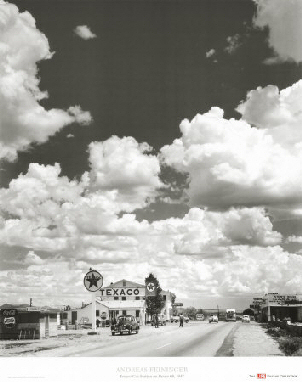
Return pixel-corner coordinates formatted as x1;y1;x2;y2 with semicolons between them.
91;292;96;332
83;268;103;335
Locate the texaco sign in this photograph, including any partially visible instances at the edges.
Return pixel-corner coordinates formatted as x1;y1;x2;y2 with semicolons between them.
83;270;103;292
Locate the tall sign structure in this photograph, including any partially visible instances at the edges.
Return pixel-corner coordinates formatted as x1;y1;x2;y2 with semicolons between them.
145;281;157;297
83;269;103;332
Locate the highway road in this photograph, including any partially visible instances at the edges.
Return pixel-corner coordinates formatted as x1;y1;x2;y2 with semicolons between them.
58;321;239;357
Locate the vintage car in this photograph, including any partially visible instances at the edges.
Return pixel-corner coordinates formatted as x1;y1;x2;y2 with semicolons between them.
151;314;166;326
208;314;218;323
111;315;140;335
241;315;251;323
183;316;190;323
171;315;179;323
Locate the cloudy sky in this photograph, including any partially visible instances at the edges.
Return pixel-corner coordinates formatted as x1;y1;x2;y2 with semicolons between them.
0;0;302;310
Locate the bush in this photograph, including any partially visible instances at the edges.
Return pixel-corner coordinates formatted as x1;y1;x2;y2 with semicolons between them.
279;338;302;356
267;327;281;337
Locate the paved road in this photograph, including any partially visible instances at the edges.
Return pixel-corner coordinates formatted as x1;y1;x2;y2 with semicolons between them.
60;321;238;357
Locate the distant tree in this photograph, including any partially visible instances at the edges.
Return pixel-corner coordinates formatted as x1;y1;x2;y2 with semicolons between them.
184;306;197;318
145;273;165;317
170;293;177;315
243;308;254;316
171;293;176;305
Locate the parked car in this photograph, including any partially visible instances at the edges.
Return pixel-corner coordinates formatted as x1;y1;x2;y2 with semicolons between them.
171;315;179;323
208;314;218;323
111;315;140;335
183;316;190;323
241;315;251;323
151;314;167;326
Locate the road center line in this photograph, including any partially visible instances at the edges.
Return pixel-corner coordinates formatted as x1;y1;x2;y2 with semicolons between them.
156;343;171;350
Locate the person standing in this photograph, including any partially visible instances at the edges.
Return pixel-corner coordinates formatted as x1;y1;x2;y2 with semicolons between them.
179;313;184;327
155;314;159;328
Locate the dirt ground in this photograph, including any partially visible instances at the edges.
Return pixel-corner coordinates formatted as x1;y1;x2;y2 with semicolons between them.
0;329;105;356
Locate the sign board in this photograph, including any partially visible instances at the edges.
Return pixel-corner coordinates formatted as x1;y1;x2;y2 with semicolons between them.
145;282;156;297
84;270;103;292
1;309;18;329
266;294;299;304
172;303;183;307
98;287;145;297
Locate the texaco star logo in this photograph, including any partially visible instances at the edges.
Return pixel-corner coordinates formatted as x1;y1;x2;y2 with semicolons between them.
147;282;155;292
84;269;103;292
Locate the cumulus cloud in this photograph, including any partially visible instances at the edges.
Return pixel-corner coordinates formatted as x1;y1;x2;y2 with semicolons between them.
0;162;85;219
224;34;241;54
88;136;163;210
161;79;302;215
0;114;300;304
0;178;297;305
203;245;302;297
0;164;281;256
74;25;97;40
155;207;282;255
0;1;92;161
286;236;302;243
253;0;302;62
0;152;287;304
0;245;302;305
3;243;302;305
206;49;216;58
24;251;45;265
237;80;302;143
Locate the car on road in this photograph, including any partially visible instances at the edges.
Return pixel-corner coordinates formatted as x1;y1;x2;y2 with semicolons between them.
171;315;179;323
111;315;140;335
208;314;218;323
151;314;167;326
183;316;190;323
241;315;250;323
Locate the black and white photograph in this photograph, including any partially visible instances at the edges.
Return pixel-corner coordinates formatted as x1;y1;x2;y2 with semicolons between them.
0;0;302;380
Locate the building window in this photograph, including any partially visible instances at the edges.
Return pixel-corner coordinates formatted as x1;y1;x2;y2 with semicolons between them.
114;297;119;300
122;310;126;316
143;297;145;300
136;310;140;318
115;310;119;315
123;280;126;287
96;310;99;316
122;296;126;301
135;296;140;300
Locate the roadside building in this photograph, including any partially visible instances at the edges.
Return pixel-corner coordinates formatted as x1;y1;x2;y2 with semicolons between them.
0;305;59;340
255;293;302;322
69;279;174;326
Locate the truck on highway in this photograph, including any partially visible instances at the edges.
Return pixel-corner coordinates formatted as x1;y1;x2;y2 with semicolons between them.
225;309;236;321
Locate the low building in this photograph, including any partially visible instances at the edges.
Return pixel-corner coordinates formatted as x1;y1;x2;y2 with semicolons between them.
255;293;302;322
0;306;59;340
69;279;174;326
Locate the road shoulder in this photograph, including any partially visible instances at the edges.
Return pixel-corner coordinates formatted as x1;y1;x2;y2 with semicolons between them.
233;322;283;356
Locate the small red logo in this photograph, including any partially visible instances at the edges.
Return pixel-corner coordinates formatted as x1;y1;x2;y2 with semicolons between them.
257;374;266;379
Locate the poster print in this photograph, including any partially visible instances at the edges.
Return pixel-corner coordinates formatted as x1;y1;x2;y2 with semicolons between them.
0;0;301;381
